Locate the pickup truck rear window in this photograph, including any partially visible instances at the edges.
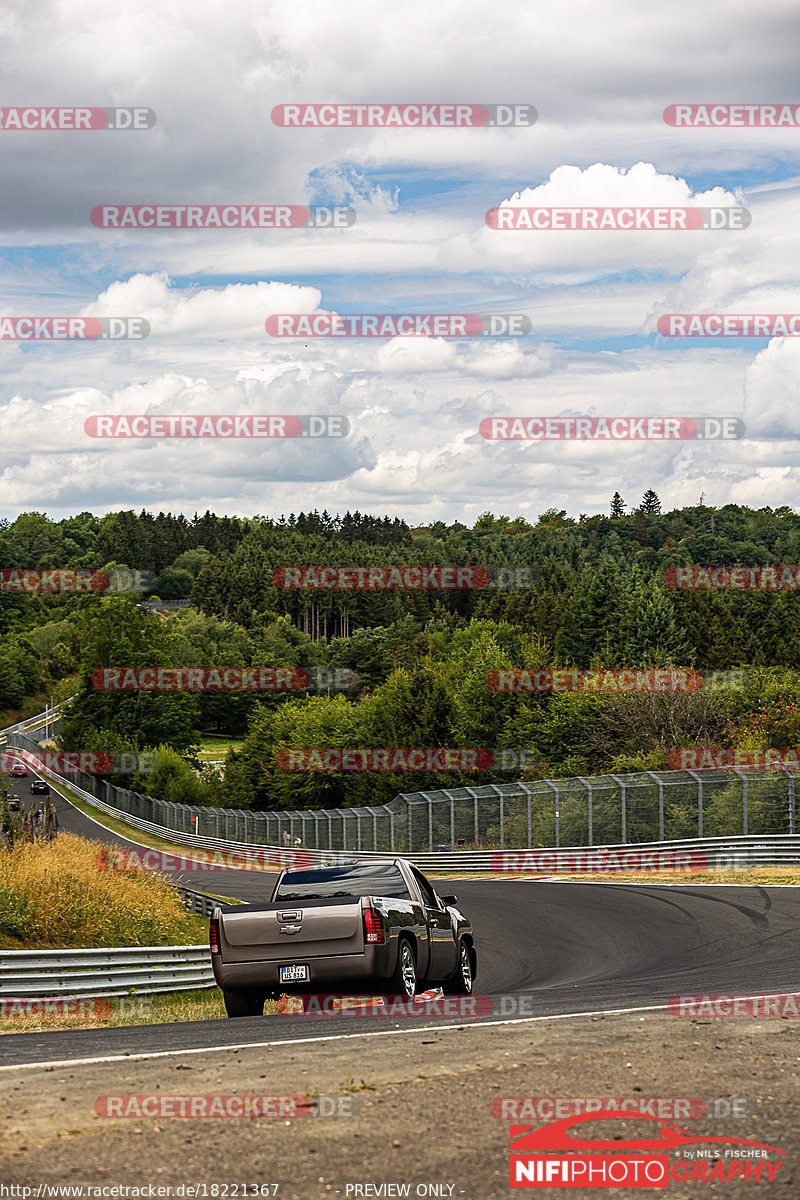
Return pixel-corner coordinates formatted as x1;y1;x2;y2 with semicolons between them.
274;863;411;901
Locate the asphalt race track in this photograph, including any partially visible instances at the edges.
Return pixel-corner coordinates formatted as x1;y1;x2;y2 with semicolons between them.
3;764;800;1069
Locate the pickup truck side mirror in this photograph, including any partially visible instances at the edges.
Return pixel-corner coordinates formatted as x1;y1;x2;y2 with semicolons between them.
439;893;458;905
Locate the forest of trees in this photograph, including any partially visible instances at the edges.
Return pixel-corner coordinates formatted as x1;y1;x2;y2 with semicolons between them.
3;498;800;811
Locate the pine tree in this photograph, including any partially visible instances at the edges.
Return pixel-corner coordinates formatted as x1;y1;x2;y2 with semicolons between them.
554;558;630;666
639;489;662;515
610;493;626;518
625;587;691;666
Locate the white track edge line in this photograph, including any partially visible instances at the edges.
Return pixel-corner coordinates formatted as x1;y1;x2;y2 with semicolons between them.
4;989;800;1073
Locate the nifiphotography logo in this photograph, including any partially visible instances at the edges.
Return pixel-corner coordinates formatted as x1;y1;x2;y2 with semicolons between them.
508;1111;785;1188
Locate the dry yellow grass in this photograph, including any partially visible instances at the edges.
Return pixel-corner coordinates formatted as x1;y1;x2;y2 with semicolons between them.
0;989;228;1034
0;833;208;948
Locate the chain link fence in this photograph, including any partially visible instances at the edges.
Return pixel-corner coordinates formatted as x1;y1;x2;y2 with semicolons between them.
6;732;797;853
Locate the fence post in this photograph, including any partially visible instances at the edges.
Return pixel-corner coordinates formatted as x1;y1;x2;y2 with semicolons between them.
484;786;506;849
383;805;395;852
464;788;479;848
733;768;748;835
545;781;560;847
577;777;593;846
450;792;455;851
789;771;796;836
408;801;413;852
610;775;627;843
518;782;533;847
645;771;666;841
687;770;703;838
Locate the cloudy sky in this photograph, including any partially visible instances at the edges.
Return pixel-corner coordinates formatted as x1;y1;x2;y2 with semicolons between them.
1;0;800;525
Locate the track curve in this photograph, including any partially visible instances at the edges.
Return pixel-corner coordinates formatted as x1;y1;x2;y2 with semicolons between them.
3;767;800;1068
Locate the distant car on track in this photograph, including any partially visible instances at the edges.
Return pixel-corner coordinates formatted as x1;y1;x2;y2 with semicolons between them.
9;763;27;778
30;779;50;795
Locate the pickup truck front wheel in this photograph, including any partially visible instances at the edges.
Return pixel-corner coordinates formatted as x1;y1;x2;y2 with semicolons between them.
222;988;265;1018
388;938;417;999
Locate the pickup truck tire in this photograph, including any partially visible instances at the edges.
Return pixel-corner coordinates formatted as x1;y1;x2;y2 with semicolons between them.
443;939;474;995
222;988;265;1018
387;937;417;999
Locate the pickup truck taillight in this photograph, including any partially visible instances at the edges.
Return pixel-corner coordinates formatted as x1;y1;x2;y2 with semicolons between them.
210;916;220;955
363;906;385;944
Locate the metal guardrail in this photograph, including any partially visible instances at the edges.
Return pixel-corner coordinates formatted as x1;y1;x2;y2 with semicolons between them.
0;944;214;1000
175;884;234;918
0;702;64;745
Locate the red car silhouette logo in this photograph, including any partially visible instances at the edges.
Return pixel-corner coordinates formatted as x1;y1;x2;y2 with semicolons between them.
511;1110;784;1155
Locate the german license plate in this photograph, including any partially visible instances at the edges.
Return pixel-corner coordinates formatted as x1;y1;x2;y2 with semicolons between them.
280;964;309;982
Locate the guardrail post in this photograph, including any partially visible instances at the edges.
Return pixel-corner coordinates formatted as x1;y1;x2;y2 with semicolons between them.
610;775;627;843
327;811;333;850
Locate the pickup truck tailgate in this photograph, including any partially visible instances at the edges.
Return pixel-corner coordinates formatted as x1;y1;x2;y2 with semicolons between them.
219;901;365;962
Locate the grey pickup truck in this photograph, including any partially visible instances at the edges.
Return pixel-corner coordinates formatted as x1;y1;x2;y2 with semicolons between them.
210;858;477;1017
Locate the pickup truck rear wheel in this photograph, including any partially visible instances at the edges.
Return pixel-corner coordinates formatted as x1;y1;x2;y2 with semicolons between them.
443;939;473;995
388;938;417;999
222;989;265;1018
